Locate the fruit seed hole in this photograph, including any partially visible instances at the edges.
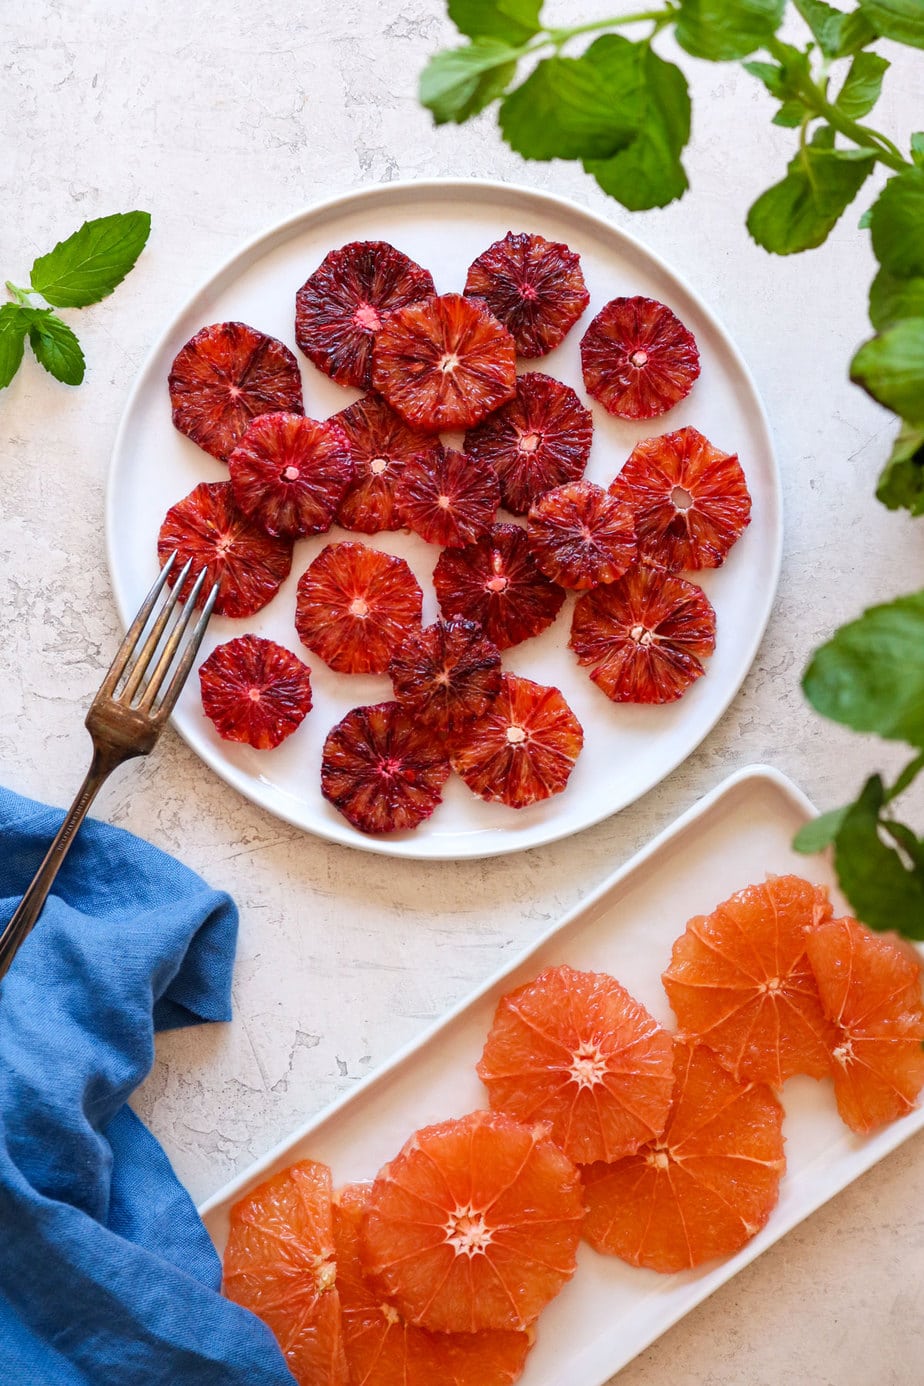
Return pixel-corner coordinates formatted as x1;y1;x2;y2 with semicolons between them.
671;486;694;511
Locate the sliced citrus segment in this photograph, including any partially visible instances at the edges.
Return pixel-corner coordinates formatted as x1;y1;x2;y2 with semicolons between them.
199;635;312;749
228;412;353;539
570;564;716;703
433;523;565;651
360;1109;584;1333
389;619;502;734
372;293;517;433
580;297;700;420
582;1038;785;1273
464;231;589;358
295;543;423;675
395;444;500;548
223;1159;348;1386
527;480;637;590
662;876;836;1086
321;701;450;835
478;964;674;1163
451;674;583;810
333;394;440;535
169;321;303;462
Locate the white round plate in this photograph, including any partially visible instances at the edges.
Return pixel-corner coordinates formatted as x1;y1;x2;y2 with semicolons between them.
107;179;781;860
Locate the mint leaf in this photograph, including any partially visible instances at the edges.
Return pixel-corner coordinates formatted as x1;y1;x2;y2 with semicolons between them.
851;317;924;423
912;132;924;166
833;777;924;938
835;8;880;54
675;0;785;61
793;805;848;853
448;0;542;42
794;0;849;56
773;100;807;127
29;211;151;309
420;41;521;124
499;36;642;161
836;51;888;119
876;421;924;514
803;587;924;743
25;310;85;386
870;167;924;279
584;47;691;211
858;205;874;228
858;0;924;49
869;266;924;331
743;59;786;96
747;143;876;254
881;817;924;873
0;303;29;389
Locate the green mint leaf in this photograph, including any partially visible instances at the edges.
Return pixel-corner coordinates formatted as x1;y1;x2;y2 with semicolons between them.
675;0;785;62
584;47;691;211
498;36;643;162
912;132;924;166
794;0;848;56
880;817;924;873
448;0;542;42
0;303;30;389
747;144;876;254
743;59;786;96
875;421;924;514
420;41;521;124
773;100;807;127
835;50;889;119
858;205;874;228
835;8;879;54
888;748;924;801
851;317;924;423
833;777;924;938
29;211;151;309
24;309;85;386
858;0;924;50
793;805;848;853
869;266;924;331
870;167;924;278
803;587;924;743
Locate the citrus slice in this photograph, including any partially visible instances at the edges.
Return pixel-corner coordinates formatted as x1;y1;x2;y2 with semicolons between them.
168;321;303;462
464;231;590;358
477;964;674;1164
580;297;700;420
450;674;583;810
295;241;435;389
295;543;423;675
582;1038;785;1273
228;412;354;539
157;481;293;618
360;1109;584;1333
389;619;503;734
527;480;637;590
222;1159;348;1386
805;915;924;1134
569;564;716;703
395;444;500;549
321;701;450;835
199;635;312;749
609;427;752;570
372;293;517;433
662;876;836;1086
333;394;440;535
335;1183;531;1386
464;372;593;515
433;524;565;651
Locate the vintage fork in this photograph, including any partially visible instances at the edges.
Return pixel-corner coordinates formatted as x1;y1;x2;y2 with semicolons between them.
0;552;219;981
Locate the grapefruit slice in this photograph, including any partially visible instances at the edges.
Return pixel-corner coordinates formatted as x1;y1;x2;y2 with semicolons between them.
527;480;637;590
389;619;503;735
477;964;674;1164
395;444;500;549
464;231;589;358
199;635;312;750
582;1038;785;1273
228;412;353;539
321;701;450;835
580;297;700;420
433;524;565;652
295;543;423;675
333;394;440;535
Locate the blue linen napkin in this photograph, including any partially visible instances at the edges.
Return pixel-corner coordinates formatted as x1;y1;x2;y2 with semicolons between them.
0;786;296;1386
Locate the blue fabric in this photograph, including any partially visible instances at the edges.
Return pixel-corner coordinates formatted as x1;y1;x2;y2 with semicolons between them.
0;787;295;1386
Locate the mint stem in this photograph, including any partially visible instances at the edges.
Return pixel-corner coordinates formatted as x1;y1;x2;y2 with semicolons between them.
5;281;34;306
546;6;678;44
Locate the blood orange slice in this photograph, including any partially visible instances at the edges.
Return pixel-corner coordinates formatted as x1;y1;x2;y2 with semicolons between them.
157;481;293;618
228;412;353;539
580;297;700;420
395;444;500;548
333;395;441;535
464;231;590;358
662;876;836;1086
570;564;716;703
433;524;565;651
223;1159;348;1386
527;480;637;590
582;1039;785;1273
805;915;924;1134
609;427;751;571
389;619;502;734
321;701;450;835
451;674;583;810
464;372;593;516
295;543;423;675
478;965;674;1164
295;241;435;389
372;293;517;433
335;1183;531;1386
168;321;303;462
199;635;312;750
360;1109;584;1333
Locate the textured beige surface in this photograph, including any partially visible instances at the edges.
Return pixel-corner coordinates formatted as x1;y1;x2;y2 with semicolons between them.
2;3;923;1382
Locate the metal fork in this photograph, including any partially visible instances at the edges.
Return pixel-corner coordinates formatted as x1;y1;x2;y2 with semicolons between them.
0;552;219;981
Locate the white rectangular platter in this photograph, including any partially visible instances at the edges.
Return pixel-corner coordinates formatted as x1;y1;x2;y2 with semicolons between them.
200;765;924;1385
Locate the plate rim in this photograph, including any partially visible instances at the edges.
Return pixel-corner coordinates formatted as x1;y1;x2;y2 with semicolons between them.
105;177;784;860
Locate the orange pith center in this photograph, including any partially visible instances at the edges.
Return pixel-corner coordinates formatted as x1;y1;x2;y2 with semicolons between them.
568;1040;608;1089
506;724;527;745
671;485;694;511
437;494;451;509
283;465;301;481
349;596;370;617
354;302;382;332
247;687;262;703
316;1256;337;1292
370;456;389;475
629;624;654;646
518;430;541;454
486;575;509;593
439;352;461;375
444;1206;493;1257
629;349;649;368
646;1143;671;1170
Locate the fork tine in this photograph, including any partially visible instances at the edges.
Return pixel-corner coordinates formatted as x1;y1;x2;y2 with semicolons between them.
100;552;179;697
136;567;211;712
153;582;220;721
120;557;194;703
